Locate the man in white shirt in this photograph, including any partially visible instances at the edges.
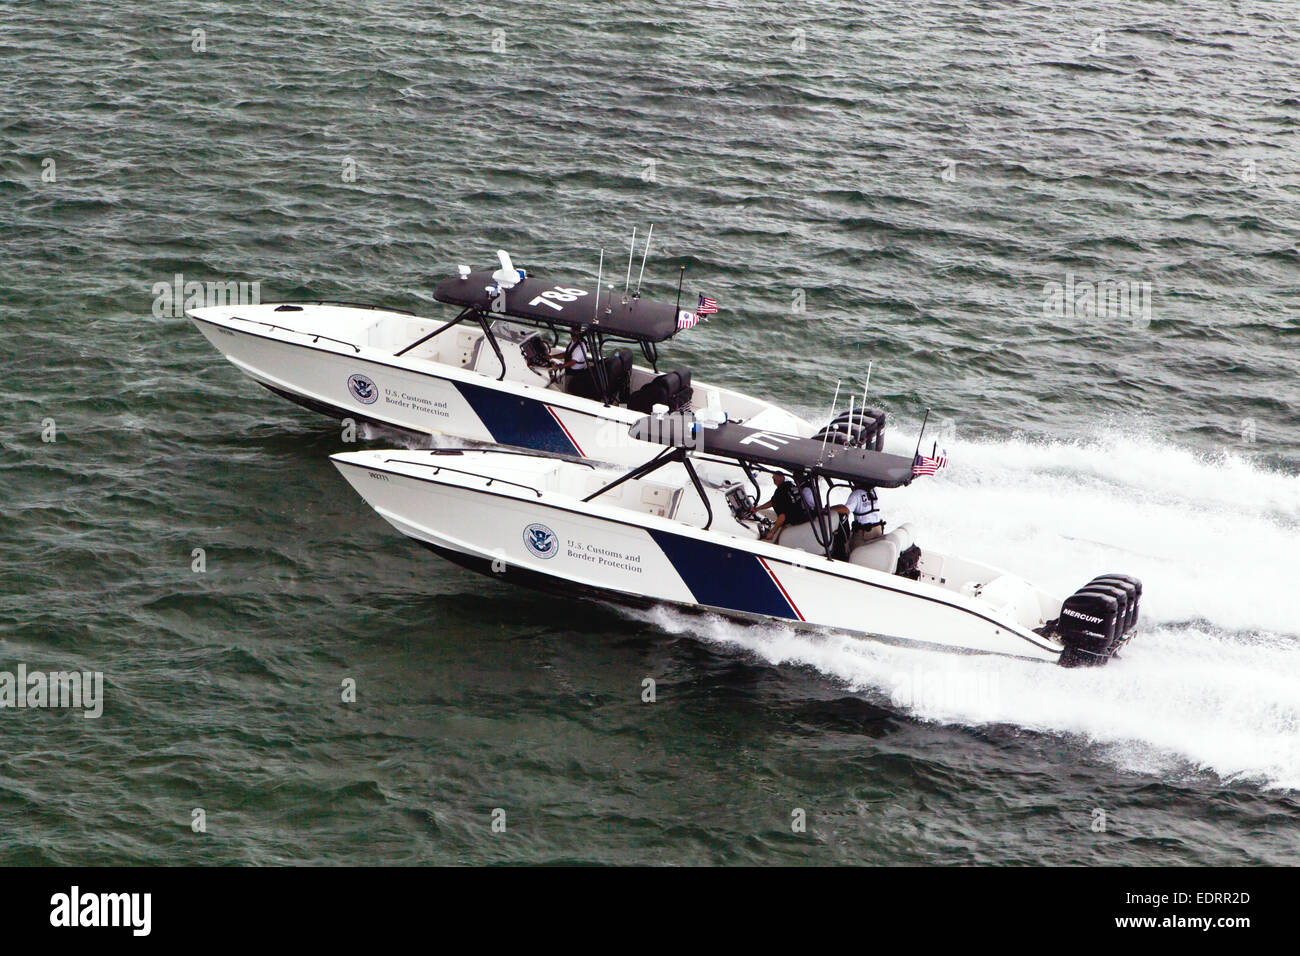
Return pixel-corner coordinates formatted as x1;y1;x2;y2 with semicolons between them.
833;483;885;550
559;331;591;395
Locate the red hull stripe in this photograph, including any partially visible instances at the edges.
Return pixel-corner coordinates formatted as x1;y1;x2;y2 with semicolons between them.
546;406;584;458
758;556;805;622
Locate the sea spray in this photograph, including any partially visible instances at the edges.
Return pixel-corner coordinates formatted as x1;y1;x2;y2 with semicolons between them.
622;428;1300;791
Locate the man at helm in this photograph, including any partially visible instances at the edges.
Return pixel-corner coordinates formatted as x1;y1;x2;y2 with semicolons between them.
755;472;814;542
559;329;591;394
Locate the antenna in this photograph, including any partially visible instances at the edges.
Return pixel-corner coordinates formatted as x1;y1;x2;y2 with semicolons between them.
847;394;855;446
861;363;871;445
592;249;603;325
635;223;654;296
819;379;842;462
674;263;685;319
624;226;637;295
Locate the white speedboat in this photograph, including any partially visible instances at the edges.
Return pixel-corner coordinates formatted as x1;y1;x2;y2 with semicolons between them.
189;250;812;466
331;414;1141;666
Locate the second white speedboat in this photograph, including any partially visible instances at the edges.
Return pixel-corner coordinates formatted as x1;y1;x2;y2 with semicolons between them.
331;413;1142;667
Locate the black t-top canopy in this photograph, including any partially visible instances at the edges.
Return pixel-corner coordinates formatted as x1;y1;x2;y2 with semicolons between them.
433;269;683;343
630;415;915;488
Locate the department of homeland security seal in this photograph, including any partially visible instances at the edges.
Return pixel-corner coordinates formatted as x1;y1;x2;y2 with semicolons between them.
347;373;378;404
523;523;558;559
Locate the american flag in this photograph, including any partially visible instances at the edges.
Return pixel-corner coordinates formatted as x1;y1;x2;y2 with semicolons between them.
696;294;718;315
912;448;948;478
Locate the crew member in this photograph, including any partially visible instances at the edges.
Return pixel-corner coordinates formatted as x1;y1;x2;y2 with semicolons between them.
754;473;810;542
833;483;886;549
560;331;592;395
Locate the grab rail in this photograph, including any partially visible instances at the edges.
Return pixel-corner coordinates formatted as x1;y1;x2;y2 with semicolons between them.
383;459;545;498
276;299;424;317
229;315;361;353
422;446;596;469
310;333;362;352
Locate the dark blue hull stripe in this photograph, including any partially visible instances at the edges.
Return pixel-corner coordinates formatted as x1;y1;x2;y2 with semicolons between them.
647;529;798;621
451;380;579;456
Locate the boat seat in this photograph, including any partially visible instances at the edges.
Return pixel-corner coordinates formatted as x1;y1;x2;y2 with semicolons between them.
849;538;899;573
883;523;914;552
772;520;821;555
610;349;634;402
847;523;914;573
566;349;633;402
628;366;693;413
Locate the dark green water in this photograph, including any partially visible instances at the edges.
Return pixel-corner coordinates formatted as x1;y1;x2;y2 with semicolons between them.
2;0;1299;864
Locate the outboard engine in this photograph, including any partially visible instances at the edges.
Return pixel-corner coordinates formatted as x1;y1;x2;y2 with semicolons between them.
1054;573;1142;667
813;407;886;450
1089;574;1142;648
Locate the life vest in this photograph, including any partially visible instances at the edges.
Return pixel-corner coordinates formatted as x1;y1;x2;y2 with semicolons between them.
773;483;809;525
847;487;882;527
565;339;588;371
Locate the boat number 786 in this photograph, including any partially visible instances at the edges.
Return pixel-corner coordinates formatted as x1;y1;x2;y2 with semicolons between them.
528;286;588;311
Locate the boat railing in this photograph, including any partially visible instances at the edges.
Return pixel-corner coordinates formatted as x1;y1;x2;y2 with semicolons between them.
422;446;597;469
228;315;362;353
277;300;424;317
384;459;545;498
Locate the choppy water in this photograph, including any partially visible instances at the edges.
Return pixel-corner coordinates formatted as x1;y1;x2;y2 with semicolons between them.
2;0;1298;864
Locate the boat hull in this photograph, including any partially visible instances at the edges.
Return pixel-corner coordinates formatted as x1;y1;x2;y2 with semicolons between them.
192;313;607;455
332;454;1064;664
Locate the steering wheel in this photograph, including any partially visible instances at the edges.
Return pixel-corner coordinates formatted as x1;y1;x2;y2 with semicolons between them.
525;355;563;387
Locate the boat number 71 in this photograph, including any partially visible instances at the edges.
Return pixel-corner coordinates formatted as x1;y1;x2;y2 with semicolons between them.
528;286;588;311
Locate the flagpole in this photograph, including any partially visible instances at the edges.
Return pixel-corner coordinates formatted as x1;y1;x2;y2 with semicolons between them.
912;408;931;464
674;263;685;318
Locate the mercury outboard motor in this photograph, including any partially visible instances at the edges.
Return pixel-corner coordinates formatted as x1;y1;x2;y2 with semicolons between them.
1054;572;1143;667
1088;574;1142;645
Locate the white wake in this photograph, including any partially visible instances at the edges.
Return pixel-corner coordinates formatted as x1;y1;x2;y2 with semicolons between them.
630;426;1300;791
